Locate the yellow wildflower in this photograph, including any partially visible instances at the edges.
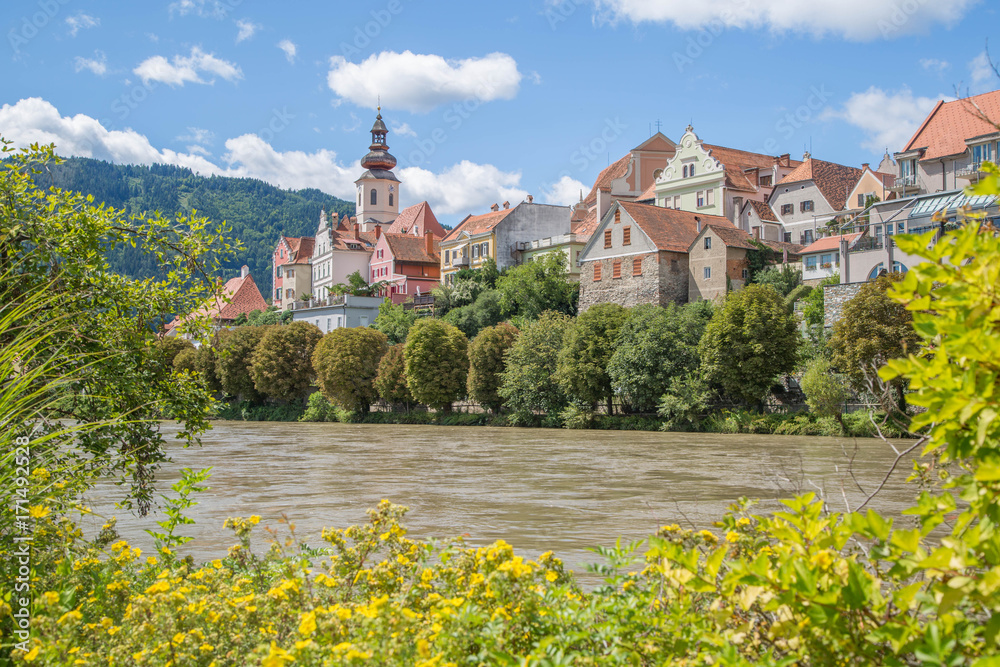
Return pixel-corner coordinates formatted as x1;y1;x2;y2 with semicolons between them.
23;647;40;662
299;611;317;637
726;531;740;543
43;591;59;606
28;506;50;518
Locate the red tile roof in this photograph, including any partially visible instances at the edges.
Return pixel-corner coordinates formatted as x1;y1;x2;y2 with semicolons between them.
571;208;600;241
330;228;377;251
282;236;314;263
618;201;729;253
443;207;516;242
384;201;446;238
636;180;658;202
702;144;801;193
165;271;267;330
583;154;631;207
704;224;805;256
383;233;440;263
902;90;1000;161
778;158;863;211
746;199;778;222
799;233;861;255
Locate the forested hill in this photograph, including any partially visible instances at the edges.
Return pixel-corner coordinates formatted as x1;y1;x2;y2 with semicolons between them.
44;158;355;296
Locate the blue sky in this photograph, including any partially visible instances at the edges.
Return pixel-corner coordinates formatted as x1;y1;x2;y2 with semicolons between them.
3;0;997;227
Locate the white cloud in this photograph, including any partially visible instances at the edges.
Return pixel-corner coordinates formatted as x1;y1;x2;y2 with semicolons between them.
970;51;997;94
591;0;978;40
822;86;945;153
277;39;297;64
187;144;212;156
920;58;949;73
400;161;528;215
133;47;242;86
74;51;107;76
327;51;522;113
66;13;99;37
177;127;215;145
169;0;238;19
390;122;417;138
235;19;259;43
541;175;588;206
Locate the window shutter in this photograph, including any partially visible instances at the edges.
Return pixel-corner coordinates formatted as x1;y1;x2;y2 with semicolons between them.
632;257;642;276
612;259;621;279
604;229;612;248
614;209;621;224
623;227;631;245
593;263;602;281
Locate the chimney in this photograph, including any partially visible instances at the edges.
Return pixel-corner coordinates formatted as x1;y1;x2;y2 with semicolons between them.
490;203;500;212
425;230;434;257
803;151;811;161
375;224;381;240
353;223;360;239
695;216;702;233
861;163;870;171
240;265;250;279
753;227;761;240
526;194;534;203
503;201;510;209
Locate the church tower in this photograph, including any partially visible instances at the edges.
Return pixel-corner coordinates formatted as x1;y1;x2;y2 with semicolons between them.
355;108;400;231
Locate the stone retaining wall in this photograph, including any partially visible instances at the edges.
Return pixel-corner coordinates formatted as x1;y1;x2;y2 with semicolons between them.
823;282;863;328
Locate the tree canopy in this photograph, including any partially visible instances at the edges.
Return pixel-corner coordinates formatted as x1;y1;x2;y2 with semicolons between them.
251;321;324;402
557;303;629;412
404;319;469;412
467;322;519;413
313;327;389;413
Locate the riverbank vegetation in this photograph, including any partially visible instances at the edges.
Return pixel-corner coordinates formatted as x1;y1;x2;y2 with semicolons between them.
4;153;1000;663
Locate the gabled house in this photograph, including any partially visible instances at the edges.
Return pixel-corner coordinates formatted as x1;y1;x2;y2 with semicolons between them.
310;210;377;302
577;200;729;311
798;234;859;285
272;235;315;309
370;231;441;304
766;155;863;246
440;200;570;282
383;201;447;238
687;226;803;302
845;164;895;212
654;126;800;227
164;266;268;341
892;89;1000;196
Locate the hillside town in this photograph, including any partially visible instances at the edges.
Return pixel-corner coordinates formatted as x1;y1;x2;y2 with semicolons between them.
169;89;1000;336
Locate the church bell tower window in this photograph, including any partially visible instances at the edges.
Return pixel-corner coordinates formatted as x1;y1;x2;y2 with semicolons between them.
370;189;377;206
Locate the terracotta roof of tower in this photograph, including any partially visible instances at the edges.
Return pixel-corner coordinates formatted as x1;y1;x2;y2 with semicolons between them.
704;224;805;255
618;201;729;253
165;271;267;331
443;207;516;242
385;201;446;238
383;233;440;263
901;90;1000;161
746;200;779;222
583;154;631;207
777;158;863;211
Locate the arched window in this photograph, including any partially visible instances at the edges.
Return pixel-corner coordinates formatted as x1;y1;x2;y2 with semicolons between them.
690;164;696;176
370;189;377;206
683;165;688;178
653;168;663;181
389;193;394;207
867;263;884;281
892;261;907;274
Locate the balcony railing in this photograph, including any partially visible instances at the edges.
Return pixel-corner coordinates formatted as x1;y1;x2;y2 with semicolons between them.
957;163;986;180
290;295;347;311
847;236;885;254
891;173;919;192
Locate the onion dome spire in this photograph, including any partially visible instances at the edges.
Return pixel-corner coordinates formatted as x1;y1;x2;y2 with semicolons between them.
360;106;397;171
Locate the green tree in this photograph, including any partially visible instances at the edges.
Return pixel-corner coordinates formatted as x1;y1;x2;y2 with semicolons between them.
467;322;519;413
802;272;840;329
699;284;800;405
331;270;386;297
829;273;919;412
217;326;270;403
313;327;388;413
0;140;226;512
194;332;225;393
744;239;778;284
156;337;196;368
752;264;802;296
801;358;850;429
404;318;469;412
498;312;574;421
251;321;324;402
496;252;578;321
607;302;713;413
173;347;198;374
443;289;503;339
373;300;417;345
374;344;414;408
557;303;629;413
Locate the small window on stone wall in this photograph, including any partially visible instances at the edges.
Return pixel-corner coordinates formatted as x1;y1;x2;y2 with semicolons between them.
612;259;621;279
593;263;602;281
633;257;642;276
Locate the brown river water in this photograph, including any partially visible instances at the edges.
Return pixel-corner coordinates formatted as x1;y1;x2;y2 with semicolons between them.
85;421;918;576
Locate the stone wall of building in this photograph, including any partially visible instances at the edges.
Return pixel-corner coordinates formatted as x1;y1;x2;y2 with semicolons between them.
823;282;863;328
579;251;687;312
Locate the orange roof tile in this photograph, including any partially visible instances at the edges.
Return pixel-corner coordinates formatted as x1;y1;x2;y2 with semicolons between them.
902;90;1000;161
746;199;778;222
636;181;658;202
704;224;805;257
799;233;861;255
571;208;600;241
618;201;729;253
778;158;863;211
702;144;801;193
383;233;440;263
583;154;631;207
282;236;314;263
166;271;267;330
443;207;516;242
384;201;446;238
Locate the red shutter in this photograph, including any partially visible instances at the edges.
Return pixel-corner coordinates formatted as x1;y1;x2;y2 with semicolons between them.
604;229;612;248
633;257;642;276
612;260;621;279
593;263;602;281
